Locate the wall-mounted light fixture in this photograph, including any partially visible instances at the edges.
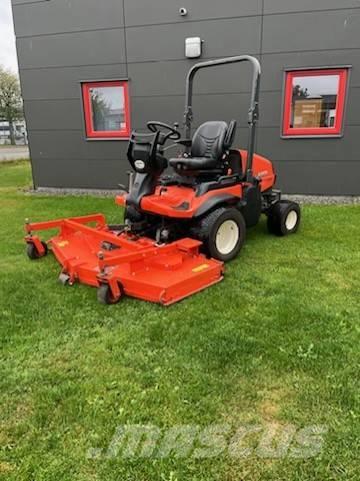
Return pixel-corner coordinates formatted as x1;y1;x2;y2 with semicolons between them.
179;7;188;16
185;37;202;58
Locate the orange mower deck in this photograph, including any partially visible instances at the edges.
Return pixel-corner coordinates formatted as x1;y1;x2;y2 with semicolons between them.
24;214;224;305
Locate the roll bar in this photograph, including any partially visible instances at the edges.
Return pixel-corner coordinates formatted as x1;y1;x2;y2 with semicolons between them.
184;55;261;181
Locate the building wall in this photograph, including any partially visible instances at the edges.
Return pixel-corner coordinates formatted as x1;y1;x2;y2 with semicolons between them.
11;0;360;194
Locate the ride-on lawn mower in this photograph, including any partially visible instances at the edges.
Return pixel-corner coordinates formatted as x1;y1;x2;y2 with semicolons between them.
24;55;301;305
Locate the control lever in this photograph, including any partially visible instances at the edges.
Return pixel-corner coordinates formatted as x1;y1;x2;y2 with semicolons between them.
118;171;134;193
118;183;128;192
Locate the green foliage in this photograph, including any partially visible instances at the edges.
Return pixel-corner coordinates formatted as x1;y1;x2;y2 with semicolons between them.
0;67;24;145
0;161;359;480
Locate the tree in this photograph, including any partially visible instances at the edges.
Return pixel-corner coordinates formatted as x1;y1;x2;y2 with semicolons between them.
293;84;309;100
90;90;110;130
0;67;24;145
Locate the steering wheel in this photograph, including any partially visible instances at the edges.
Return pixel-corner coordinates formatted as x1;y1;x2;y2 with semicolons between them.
147;121;181;142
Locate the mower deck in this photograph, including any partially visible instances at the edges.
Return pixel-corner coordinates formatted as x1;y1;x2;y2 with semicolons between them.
25;214;224;305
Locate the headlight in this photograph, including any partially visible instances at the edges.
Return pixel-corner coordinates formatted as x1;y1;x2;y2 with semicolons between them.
134;160;145;170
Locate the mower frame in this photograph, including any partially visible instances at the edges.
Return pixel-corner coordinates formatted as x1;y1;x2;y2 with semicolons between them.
184;55;261;181
24;55;301;305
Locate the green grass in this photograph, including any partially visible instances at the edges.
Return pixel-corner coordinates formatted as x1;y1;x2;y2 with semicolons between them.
0;160;359;481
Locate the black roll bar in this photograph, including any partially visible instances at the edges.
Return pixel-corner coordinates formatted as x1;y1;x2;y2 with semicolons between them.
184;55;261;181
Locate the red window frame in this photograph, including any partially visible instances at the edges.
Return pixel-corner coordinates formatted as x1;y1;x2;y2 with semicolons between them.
282;68;348;137
82;80;131;139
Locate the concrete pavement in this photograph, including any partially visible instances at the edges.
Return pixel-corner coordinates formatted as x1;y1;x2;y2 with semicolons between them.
0;146;29;161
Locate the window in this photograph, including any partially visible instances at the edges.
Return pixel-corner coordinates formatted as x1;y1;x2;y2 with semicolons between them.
282;68;348;137
82;81;130;139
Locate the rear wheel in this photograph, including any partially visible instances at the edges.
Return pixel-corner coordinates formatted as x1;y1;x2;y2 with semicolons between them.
267;200;301;236
191;207;246;262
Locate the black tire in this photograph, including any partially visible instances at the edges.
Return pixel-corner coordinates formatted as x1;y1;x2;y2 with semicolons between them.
267;200;301;236
97;283;122;305
191;207;246;262
26;241;48;260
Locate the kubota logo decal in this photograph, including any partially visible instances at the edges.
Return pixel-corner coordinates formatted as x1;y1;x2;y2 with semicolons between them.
57;241;69;247
192;264;209;273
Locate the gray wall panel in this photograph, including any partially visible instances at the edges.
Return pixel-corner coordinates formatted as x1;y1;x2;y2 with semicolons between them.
12;0;46;4
261;50;360;91
233;128;257;150
131;93;252;130
32;157;128;189
257;127;360;162
262;10;360;53
345;87;360;125
192;93;251;127
17;29;126;69
12;0;124;37
11;0;360;194
20;64;127;100
28;131;128;161
126;17;261;62
124;0;262;26
24;100;84;131
129;59;255;97
258;91;283;128
131;96;184;128
264;1;360;14
132;89;356;131
273;160;360;195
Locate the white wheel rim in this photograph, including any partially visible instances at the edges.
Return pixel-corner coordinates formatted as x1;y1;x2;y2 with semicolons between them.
215;220;239;255
285;210;298;231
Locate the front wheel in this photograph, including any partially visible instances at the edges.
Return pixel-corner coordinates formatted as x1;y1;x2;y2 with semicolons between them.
267;200;301;236
191;207;246;262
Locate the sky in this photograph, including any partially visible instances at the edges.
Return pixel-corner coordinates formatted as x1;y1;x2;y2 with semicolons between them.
0;0;18;73
293;75;339;96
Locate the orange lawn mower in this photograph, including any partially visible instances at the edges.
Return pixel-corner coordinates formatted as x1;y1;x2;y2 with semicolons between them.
24;55;301;305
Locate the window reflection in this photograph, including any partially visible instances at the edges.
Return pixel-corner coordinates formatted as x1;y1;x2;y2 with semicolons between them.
89;86;126;132
291;75;339;129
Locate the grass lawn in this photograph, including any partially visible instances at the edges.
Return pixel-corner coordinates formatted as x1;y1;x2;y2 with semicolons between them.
0;160;359;481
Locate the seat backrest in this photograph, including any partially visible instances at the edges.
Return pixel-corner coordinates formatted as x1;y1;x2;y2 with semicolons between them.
191;121;228;160
223;120;237;150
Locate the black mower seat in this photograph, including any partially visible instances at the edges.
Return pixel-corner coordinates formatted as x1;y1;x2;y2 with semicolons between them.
170;156;218;171
169;120;236;173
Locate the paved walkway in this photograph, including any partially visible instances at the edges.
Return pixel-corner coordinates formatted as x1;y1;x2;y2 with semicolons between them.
0;146;29;161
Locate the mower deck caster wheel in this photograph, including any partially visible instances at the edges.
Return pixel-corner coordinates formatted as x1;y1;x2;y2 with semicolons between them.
59;272;71;285
97;283;123;305
26;241;48;260
267;200;301;236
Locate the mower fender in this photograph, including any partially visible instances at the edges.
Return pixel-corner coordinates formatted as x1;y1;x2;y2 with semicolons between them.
240;185;262;227
126;173;158;208
193;193;238;218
